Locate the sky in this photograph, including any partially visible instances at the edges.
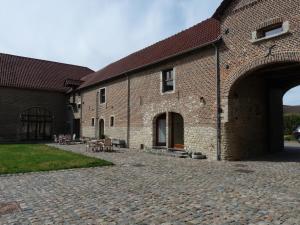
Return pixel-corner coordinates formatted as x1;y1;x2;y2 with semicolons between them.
0;0;299;105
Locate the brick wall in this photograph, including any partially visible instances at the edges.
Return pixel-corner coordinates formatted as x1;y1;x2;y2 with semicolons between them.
220;0;300;159
81;48;219;159
80;0;300;160
0;87;67;142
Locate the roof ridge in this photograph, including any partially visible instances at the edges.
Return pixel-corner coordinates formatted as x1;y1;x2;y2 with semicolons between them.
0;52;93;71
80;17;220;88
97;18;217;73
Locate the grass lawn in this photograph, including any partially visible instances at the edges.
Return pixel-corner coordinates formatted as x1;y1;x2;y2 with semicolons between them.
0;144;113;175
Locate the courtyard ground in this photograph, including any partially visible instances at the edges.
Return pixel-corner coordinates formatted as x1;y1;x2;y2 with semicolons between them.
0;143;299;225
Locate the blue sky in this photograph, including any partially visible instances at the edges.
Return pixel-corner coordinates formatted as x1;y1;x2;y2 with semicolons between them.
0;0;299;105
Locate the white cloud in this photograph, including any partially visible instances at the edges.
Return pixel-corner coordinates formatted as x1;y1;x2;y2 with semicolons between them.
0;0;222;70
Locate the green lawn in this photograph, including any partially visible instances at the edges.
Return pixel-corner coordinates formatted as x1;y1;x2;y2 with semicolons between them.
0;144;113;175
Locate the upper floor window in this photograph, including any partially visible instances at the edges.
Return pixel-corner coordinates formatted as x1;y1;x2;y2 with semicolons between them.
251;21;289;43
162;69;174;93
257;23;284;39
110;116;115;127
99;88;106;104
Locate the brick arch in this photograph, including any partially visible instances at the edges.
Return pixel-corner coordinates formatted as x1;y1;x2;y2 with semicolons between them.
223;51;300;96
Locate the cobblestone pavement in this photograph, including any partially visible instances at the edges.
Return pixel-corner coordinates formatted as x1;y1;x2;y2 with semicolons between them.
0;144;299;225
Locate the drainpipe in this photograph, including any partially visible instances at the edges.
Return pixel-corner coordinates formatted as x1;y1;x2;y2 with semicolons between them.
213;42;222;161
127;74;130;148
95;91;99;138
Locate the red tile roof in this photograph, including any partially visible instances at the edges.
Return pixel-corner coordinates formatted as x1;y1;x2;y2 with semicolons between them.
80;18;221;89
0;53;93;92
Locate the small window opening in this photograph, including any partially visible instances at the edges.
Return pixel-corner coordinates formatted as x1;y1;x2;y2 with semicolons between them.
91;118;95;127
110;116;114;127
100;88;106;104
162;69;174;93
257;23;284;39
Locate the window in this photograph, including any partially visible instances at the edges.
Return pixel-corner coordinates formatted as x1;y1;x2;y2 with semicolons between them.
99;88;106;104
251;21;289;43
110;116;114;127
91;118;95;127
162;69;174;93
257;23;284;39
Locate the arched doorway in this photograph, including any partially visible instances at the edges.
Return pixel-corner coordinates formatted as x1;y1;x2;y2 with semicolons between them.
170;112;184;148
226;62;300;160
155;113;167;146
99;119;105;139
153;112;184;149
20;107;53;141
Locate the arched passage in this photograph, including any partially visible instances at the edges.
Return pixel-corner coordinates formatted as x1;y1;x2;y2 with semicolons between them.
225;61;300;160
20;107;53;141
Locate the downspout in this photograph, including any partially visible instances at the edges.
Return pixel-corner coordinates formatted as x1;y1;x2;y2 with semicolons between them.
80;91;83;138
95;90;99;138
127;74;130;148
213;42;222;161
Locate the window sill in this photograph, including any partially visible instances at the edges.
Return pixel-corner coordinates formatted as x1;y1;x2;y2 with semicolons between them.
161;90;175;95
250;31;289;44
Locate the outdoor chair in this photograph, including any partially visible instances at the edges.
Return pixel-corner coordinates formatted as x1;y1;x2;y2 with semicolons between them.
53;135;58;143
64;135;72;145
86;141;96;152
103;138;113;152
58;135;65;145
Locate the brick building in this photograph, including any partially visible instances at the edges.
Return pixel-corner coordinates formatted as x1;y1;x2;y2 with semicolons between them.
0;53;93;142
1;0;300;160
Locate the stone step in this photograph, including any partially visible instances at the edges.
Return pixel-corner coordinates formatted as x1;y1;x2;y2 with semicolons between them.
144;148;206;159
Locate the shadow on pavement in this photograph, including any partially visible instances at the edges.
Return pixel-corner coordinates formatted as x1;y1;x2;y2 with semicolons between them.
246;142;300;163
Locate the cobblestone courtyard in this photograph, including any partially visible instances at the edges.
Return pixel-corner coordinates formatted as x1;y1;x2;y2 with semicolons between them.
0;144;299;225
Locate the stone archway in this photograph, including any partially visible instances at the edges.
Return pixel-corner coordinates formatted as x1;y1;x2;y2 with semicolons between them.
223;53;300;160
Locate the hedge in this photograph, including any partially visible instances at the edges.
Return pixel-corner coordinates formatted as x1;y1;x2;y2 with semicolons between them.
283;114;300;135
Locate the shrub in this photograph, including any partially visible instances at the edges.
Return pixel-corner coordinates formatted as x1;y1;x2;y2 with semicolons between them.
283;113;300;135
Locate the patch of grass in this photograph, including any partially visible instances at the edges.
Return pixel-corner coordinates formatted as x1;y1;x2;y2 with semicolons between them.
0;144;113;175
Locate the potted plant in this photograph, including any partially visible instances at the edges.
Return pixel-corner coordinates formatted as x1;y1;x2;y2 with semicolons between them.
191;152;206;159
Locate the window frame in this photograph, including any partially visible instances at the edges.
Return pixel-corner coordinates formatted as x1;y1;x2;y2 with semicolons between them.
251;21;289;43
161;68;176;94
99;87;106;104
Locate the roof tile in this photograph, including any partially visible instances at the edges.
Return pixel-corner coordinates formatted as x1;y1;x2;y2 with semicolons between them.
80;18;221;89
0;53;93;92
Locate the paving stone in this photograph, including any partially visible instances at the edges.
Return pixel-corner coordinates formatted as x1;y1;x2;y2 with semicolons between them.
0;144;299;224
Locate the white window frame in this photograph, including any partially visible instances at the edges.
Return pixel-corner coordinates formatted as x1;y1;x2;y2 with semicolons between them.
160;67;176;95
250;21;289;43
99;87;107;104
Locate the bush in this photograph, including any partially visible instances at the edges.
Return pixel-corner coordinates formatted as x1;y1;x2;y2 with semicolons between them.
283;113;300;135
